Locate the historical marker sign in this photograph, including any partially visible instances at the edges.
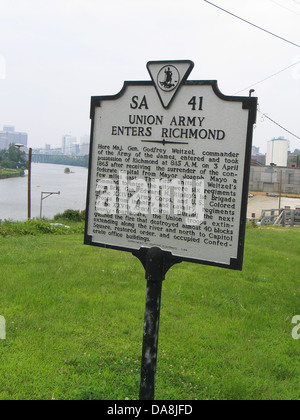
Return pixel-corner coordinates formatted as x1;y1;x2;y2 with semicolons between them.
85;61;257;270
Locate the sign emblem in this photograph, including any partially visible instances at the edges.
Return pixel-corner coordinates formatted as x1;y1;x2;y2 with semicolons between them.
157;65;180;92
147;60;194;109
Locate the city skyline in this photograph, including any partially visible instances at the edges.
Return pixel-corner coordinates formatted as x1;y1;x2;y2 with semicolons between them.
0;124;89;153
1;123;300;159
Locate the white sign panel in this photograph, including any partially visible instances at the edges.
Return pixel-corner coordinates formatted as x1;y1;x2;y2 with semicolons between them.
85;61;257;270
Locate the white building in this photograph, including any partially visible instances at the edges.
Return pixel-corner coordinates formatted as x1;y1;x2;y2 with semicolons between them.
79;135;89;155
62;134;77;155
266;137;289;167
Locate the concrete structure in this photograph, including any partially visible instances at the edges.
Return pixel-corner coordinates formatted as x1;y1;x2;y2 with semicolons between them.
266;137;289;167
249;165;300;194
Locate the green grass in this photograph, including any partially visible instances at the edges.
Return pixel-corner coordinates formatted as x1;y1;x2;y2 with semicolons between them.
0;224;299;400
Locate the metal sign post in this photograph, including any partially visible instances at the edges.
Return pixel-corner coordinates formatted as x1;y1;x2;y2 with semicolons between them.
139;247;165;401
133;247;181;400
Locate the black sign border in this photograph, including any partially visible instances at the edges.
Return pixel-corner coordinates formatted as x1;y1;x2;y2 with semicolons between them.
85;80;257;271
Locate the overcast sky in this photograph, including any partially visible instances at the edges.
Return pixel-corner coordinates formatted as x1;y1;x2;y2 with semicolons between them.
0;0;299;153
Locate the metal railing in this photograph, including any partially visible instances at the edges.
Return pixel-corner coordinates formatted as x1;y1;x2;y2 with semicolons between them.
259;208;300;226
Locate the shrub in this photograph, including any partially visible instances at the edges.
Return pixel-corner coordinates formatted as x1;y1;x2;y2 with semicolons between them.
54;209;84;222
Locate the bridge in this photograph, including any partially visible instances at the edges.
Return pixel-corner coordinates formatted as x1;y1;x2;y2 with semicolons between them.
31;153;88;167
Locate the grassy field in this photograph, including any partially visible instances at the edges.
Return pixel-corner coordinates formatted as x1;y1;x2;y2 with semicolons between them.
0;221;299;400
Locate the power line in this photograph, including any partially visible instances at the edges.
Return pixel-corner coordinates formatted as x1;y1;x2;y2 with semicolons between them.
203;0;300;48
269;0;300;16
258;109;300;140
234;59;300;94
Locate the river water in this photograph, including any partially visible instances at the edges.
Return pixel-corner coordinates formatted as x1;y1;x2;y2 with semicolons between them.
0;163;88;221
1;162;300;222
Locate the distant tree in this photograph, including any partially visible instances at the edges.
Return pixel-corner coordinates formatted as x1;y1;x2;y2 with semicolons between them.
0;144;28;169
0;158;16;169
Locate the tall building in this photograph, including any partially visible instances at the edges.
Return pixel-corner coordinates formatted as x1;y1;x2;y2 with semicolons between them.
79;135;89;155
61;134;77;155
266;137;289;167
0;125;28;150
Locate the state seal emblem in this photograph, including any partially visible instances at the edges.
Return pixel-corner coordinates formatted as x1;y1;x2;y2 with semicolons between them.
147;60;194;108
157;65;180;92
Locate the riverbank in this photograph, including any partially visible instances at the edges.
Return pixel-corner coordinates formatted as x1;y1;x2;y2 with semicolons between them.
0;169;24;180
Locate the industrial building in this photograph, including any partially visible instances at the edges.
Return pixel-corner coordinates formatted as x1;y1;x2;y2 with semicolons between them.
249;165;300;194
265;137;289;167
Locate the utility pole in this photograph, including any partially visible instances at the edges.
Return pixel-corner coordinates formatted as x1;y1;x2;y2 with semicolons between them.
15;144;32;220
28;148;32;219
